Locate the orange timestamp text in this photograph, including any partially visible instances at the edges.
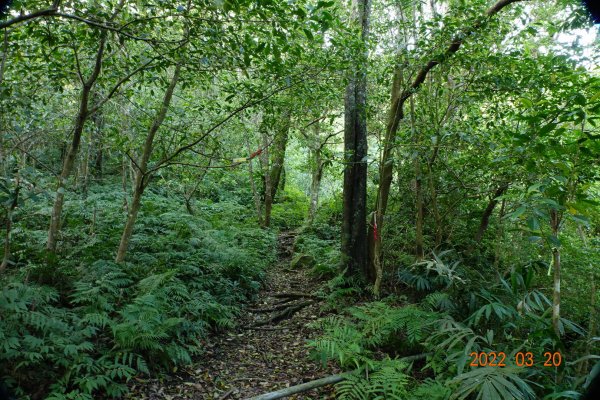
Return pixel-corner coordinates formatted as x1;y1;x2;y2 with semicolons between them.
469;351;562;367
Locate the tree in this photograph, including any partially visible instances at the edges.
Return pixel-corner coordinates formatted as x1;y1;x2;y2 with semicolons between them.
341;0;371;278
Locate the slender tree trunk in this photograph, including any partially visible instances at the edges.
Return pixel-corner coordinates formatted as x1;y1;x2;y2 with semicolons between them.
550;209;562;337
367;0;525;274
81;138;90;199
493;198;506;277
121;154;129;213
341;0;371;278
115;64;181;263
410;98;424;261
268;111;291;201
427;165;442;247
474;183;509;244
246;137;264;226
0;178;19;272
47;33;107;252
0;29;8;85
261;131;273;227
183;166;210;216
308;147;324;226
577;226;597;374
90;94;104;181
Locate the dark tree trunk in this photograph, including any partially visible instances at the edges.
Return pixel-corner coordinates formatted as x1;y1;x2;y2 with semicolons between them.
474;183;509;243
342;0;370;279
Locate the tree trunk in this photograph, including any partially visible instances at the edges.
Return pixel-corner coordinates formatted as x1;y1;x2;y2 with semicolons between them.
550;209;562;337
308;146;324;226
427;164;442;247
341;0;371;278
47;33;107;252
493;198;506;277
474;183;509;244
268;111;291;200
411;97;424;261
115;63;181;263
81;137;90;199
367;0;525;275
0;180;19;272
90;94;104;181
246;137;264;226
261;131;273;227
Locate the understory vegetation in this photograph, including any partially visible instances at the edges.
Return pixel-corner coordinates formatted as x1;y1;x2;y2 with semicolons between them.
1;0;599;399
1;179;278;398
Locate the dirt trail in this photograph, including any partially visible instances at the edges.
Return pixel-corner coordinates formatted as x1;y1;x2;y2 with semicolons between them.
131;231;337;399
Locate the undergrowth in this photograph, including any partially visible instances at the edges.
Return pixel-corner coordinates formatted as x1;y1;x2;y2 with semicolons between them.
0;184;276;399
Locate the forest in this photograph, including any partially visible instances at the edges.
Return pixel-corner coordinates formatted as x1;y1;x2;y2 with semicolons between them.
0;0;599;399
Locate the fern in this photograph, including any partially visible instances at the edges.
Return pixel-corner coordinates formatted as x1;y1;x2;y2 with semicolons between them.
449;366;536;400
336;360;410;400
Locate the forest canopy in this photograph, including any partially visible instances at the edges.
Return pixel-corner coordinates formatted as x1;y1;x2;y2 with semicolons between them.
0;0;599;399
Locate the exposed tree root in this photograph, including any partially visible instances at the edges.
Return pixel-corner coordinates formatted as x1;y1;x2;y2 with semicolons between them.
250;300;314;327
248;300;314;314
272;292;320;300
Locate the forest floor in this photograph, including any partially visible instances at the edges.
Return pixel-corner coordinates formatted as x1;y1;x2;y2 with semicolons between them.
128;231;338;400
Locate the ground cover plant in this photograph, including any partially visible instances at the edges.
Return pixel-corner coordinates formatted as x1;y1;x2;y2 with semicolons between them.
0;0;599;399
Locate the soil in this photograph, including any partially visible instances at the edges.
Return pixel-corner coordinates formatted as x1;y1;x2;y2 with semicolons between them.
127;231;339;400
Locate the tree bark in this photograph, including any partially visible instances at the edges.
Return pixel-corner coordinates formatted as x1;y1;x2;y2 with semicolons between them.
550;209;562;337
0;178;19;272
90;93;104;181
268;111;291;201
115;63;181;263
308;153;324;226
246;136;264;227
341;0;371;278
367;0;524;273
474;183;509;244
411;98;424;261
261;130;273;227
46;32;107;252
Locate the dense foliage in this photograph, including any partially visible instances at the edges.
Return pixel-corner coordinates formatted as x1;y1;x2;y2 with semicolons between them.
1;0;599;399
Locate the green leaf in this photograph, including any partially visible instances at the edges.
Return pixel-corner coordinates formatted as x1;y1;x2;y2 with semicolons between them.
546;235;561;247
303;28;314;41
538;122;557;136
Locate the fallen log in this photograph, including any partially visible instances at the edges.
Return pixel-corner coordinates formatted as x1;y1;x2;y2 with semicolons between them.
246;352;431;400
246;374;344;400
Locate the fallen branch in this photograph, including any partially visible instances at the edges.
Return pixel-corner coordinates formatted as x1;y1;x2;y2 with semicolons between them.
247;353;432;400
246;374;344;400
